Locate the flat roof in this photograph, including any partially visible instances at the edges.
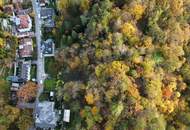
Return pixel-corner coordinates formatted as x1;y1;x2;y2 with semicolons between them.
35;101;58;129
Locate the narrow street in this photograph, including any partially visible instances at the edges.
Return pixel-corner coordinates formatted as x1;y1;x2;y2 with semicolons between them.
31;0;46;115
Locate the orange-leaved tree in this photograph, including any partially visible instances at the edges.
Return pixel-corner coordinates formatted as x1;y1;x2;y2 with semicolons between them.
17;81;37;102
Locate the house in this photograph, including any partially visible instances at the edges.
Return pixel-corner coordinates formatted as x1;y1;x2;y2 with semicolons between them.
20;60;31;81
35;101;59;129
18;38;33;58
13;14;32;33
40;8;55;19
12;14;34;37
3;4;14;16
11;82;21;91
8;60;31;82
41;39;55;57
21;61;31;81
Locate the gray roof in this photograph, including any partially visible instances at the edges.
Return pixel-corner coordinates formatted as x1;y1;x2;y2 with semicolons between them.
40;8;55;19
43;18;55;28
21;61;31;81
41;39;55;56
35;101;58;129
7;76;24;83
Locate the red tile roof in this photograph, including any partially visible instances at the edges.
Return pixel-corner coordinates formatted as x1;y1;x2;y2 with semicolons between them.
17;15;30;29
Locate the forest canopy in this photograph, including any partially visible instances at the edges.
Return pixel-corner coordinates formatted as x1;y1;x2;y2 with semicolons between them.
54;0;190;130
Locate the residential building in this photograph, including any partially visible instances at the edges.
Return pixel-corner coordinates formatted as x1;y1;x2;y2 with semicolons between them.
13;14;32;33
40;8;55;19
41;39;55;57
11;82;21;91
35;101;59;129
20;60;31;81
3;4;14;16
18;38;33;58
8;60;31;82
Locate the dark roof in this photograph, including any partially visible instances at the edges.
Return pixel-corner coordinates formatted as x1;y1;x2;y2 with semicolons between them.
40;8;55;18
43;18;55;28
41;39;54;56
3;5;14;15
20;61;31;81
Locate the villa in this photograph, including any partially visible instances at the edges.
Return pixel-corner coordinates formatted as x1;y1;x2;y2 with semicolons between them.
41;39;55;57
13;14;32;33
35;101;59;129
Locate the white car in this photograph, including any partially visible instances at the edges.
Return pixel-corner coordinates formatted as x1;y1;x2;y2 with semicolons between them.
40;80;43;84
38;14;40;18
40;52;43;58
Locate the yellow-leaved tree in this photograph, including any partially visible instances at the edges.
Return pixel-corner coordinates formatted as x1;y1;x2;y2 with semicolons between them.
0;0;3;7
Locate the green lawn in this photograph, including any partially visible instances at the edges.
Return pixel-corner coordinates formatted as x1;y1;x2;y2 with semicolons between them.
31;65;37;79
44;78;56;92
45;57;58;78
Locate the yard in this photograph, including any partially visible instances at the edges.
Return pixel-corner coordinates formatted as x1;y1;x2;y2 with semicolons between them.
45;57;59;78
31;65;37;80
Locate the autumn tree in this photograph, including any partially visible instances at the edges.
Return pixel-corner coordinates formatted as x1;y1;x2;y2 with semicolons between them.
54;0;190;129
17;82;37;102
16;110;33;130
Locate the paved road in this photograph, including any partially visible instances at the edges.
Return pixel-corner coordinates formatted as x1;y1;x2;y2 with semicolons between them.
17;102;35;109
32;0;46;116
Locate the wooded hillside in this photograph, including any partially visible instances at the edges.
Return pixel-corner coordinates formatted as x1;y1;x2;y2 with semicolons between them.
54;0;190;130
